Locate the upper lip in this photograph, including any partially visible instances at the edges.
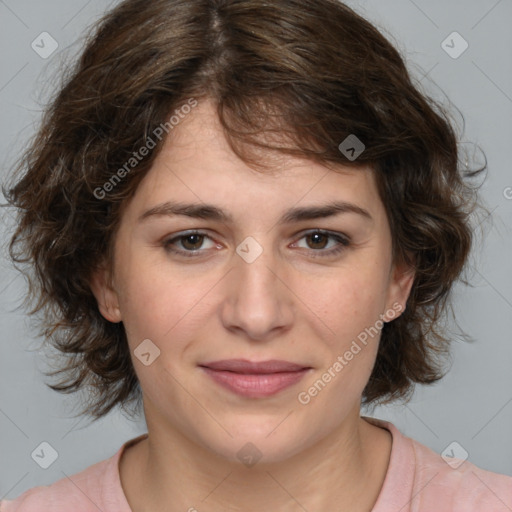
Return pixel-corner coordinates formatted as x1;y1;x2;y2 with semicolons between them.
199;359;310;374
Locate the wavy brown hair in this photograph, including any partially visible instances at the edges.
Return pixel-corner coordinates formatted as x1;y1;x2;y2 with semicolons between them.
4;0;482;420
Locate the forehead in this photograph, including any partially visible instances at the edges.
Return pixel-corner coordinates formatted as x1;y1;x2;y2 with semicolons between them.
124;99;383;224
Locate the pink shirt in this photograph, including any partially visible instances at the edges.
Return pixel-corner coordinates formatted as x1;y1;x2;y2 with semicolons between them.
2;417;511;511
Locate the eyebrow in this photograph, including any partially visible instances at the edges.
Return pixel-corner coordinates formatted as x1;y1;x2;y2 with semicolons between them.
138;200;373;224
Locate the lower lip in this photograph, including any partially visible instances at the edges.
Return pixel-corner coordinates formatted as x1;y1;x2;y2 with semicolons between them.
200;367;310;398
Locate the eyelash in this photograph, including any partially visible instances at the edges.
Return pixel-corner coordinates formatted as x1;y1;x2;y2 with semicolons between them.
162;230;351;259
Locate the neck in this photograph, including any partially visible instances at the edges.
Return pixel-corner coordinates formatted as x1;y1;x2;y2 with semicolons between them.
120;408;392;512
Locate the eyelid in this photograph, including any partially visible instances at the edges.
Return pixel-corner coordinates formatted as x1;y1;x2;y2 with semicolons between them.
162;230;218;257
290;229;350;254
292;228;350;244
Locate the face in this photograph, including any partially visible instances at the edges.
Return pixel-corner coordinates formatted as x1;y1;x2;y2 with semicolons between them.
91;99;413;464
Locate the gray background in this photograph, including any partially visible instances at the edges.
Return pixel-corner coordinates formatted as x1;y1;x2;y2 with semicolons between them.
0;0;511;501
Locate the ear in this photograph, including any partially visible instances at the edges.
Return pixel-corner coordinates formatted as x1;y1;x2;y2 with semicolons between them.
89;264;122;323
383;260;415;322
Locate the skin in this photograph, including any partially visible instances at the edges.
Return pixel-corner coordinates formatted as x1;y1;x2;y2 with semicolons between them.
90;98;415;512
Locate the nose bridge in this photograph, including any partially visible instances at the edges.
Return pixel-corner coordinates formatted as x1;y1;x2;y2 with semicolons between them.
238;250;277;295
233;236;283;307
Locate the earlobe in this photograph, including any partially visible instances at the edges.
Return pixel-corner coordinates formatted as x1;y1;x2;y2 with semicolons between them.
89;265;122;323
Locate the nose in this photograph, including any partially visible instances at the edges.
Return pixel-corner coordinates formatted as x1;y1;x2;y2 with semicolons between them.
220;242;295;341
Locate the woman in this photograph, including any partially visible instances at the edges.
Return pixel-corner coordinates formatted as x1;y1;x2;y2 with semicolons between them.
2;0;511;510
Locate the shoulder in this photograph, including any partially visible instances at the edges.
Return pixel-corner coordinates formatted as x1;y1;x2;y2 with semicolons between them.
0;434;146;512
410;435;512;511
366;417;512;512
0;462;105;512
0;457;113;512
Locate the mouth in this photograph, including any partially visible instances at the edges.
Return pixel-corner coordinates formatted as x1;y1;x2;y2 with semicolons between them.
199;359;312;398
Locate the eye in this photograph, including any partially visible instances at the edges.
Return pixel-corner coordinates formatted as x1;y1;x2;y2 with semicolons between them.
162;229;351;260
292;230;350;257
162;231;217;258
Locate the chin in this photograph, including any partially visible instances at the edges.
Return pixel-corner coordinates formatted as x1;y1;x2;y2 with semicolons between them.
197;417;313;466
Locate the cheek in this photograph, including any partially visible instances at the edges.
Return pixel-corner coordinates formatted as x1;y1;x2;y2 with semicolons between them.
115;251;219;349
299;261;390;345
